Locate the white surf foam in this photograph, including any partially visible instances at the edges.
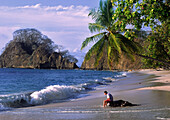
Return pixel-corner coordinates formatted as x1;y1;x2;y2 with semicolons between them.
0;75;116;108
30;85;82;104
0;103;10;111
0;80;108;108
113;72;127;78
53;107;170;114
103;77;116;81
156;117;170;120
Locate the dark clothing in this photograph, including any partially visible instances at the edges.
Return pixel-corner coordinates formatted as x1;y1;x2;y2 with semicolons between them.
107;93;113;101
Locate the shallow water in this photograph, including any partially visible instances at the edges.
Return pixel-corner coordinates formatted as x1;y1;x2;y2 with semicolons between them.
1;101;170;120
0;68;127;110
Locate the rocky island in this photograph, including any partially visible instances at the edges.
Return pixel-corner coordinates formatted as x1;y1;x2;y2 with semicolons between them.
0;28;78;69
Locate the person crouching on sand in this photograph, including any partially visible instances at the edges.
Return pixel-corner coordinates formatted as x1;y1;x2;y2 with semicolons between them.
103;91;113;107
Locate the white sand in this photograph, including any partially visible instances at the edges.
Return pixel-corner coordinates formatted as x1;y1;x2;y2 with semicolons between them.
137;69;170;91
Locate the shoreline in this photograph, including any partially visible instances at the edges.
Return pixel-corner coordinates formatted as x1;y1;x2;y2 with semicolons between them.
0;70;170;120
136;69;170;92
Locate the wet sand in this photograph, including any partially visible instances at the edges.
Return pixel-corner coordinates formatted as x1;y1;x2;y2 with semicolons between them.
137;70;170;91
0;70;170;120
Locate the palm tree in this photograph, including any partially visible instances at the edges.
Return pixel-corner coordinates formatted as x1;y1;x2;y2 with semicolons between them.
81;0;141;69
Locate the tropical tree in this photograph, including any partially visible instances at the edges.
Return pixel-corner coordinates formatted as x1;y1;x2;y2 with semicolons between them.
142;21;170;69
81;0;141;68
111;0;169;37
111;0;170;67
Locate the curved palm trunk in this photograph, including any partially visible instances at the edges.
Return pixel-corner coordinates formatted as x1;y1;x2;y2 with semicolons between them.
134;53;170;66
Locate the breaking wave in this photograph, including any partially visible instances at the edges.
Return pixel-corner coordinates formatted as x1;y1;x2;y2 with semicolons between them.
113;71;127;78
0;79;110;110
0;85;83;110
103;71;127;81
0;71;128;110
30;85;82;104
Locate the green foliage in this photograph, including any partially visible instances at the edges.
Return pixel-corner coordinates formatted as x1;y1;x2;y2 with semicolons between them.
142;21;170;68
81;32;106;50
111;0;169;37
81;0;141;69
111;0;170;68
12;28;55;55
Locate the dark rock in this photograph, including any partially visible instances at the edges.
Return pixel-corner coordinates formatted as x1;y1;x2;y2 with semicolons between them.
0;43;78;69
0;28;79;69
108;100;139;107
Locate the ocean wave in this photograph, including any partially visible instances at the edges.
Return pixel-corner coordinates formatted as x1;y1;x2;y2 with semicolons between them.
113;72;127;78
0;103;9;111
30;85;82;105
0;73;121;110
102;77;116;81
0;85;82;109
156;117;170;120
79;79;106;90
0;93;32;109
0;80;107;109
102;72;127;81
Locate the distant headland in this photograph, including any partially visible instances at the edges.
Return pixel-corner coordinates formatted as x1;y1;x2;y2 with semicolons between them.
0;28;78;69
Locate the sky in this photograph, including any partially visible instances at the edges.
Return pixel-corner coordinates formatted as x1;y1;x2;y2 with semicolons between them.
0;0;100;66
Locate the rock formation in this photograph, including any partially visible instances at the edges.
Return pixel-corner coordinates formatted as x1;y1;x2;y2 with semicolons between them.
108;100;139;107
0;28;78;69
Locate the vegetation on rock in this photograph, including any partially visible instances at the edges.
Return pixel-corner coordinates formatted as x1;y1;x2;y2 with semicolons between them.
0;28;78;69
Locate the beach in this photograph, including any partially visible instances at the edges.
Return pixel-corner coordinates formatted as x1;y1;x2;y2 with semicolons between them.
0;70;170;120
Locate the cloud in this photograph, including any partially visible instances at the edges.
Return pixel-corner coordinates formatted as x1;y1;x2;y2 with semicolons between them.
0;4;94;64
17;4;41;9
0;26;21;54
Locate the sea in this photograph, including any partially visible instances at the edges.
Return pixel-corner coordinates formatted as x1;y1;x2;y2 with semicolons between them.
0;68;126;111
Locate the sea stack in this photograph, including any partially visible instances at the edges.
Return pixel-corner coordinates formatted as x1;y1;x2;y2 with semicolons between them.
0;28;78;69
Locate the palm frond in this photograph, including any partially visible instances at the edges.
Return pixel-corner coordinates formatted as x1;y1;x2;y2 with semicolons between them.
121;37;142;54
107;45;120;69
107;33;141;65
107;45;112;68
81;32;106;50
117;33;142;60
109;32;122;54
94;39;108;66
99;0;104;12
84;35;106;61
88;23;105;33
106;0;113;25
88;8;99;21
96;0;113;27
120;42;135;61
